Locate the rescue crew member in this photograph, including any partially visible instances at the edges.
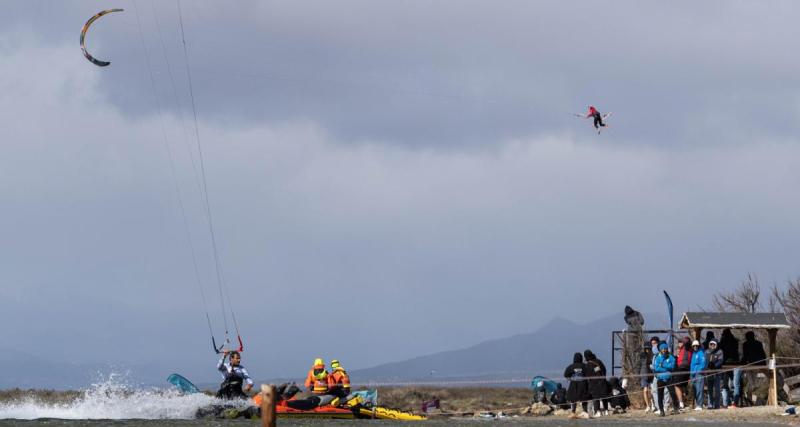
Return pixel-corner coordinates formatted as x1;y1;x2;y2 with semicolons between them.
305;358;331;395
216;350;253;399
329;359;351;398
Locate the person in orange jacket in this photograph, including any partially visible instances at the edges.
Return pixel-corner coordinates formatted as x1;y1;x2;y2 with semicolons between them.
305;358;331;395
329;359;351;398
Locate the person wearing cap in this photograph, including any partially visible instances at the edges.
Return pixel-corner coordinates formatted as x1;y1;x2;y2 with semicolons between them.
653;342;680;416
705;339;725;409
702;331;716;350
305;358;332;395
690;340;707;410
329;359;351;398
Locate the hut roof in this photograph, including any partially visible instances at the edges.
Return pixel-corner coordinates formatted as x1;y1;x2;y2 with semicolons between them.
679;312;790;330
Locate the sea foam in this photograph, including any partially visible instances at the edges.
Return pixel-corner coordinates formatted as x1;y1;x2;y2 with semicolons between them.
0;374;220;420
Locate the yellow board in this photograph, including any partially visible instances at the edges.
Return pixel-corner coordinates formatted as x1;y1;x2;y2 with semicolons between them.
356;406;427;421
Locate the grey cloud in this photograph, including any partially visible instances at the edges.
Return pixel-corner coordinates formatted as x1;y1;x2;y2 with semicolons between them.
2;1;800;385
6;1;800;147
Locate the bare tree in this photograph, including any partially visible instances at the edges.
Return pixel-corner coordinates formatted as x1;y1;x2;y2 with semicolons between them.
771;278;800;346
713;272;761;313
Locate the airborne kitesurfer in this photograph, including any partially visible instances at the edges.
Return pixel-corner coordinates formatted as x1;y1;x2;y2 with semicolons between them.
585;106;606;132
216;350;254;399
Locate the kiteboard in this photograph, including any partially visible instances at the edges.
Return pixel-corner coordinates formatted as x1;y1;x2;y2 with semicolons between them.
597;112;612;134
167;373;201;394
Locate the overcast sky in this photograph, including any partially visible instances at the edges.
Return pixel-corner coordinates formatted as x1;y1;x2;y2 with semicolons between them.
2;0;800;385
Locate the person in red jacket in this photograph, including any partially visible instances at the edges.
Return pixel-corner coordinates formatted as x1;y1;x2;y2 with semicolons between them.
674;336;693;409
584;105;607;131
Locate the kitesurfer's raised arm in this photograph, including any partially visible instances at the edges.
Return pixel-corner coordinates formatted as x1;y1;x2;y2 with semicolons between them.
217;350;229;373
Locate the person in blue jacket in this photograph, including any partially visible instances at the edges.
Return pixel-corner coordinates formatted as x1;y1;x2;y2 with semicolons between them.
689;340;707;410
653;342;680;416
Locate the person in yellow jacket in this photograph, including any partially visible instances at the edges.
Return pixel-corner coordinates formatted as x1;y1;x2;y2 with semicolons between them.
329;359;351;398
304;358;331;395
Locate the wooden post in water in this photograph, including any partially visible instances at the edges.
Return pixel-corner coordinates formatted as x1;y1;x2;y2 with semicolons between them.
261;384;277;427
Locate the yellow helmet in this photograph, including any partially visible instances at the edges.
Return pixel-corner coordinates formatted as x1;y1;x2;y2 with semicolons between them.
314;358;325;368
331;359;341;369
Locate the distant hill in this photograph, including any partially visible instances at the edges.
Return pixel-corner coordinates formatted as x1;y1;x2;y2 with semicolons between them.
0;348;161;390
348;312;660;385
0;349;96;389
1;311;665;390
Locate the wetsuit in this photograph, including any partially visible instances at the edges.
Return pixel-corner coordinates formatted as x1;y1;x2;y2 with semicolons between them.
587;107;606;129
216;356;254;399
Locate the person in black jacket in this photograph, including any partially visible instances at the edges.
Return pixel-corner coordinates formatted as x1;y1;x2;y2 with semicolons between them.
564;353;589;414
624;305;645;329
741;331;766;364
584;349;609;416
606;377;630;413
719;328;739;407
639;346;654;411
738;331;767;407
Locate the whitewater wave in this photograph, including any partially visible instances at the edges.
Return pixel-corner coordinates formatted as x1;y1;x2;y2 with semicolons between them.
0;374;224;420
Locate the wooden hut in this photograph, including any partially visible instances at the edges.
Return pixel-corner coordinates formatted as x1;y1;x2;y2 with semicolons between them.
679;312;791;406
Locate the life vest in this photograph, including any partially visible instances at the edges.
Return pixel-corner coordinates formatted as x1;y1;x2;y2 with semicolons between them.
305;368;330;394
330;368;351;391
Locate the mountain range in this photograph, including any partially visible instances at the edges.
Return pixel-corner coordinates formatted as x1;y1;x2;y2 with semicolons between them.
4;311;665;389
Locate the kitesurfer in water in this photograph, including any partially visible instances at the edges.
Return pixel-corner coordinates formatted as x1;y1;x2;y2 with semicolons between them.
216;350;254;399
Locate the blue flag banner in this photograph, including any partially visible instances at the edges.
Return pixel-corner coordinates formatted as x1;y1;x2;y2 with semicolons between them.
663;290;674;348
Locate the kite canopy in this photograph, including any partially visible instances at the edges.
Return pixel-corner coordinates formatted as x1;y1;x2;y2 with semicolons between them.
80;9;123;67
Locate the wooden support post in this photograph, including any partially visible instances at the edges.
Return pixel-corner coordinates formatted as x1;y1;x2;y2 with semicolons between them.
693;328;702;341
768;328;777;357
767;328;779;407
261;384;276;427
769;355;778;407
